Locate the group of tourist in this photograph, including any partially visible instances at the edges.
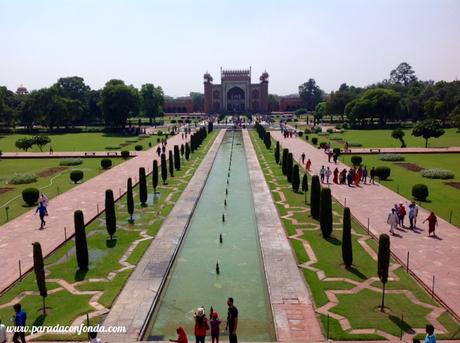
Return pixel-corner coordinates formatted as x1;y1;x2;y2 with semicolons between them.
34;193;49;230
386;201;438;237
318;165;375;186
170;297;238;343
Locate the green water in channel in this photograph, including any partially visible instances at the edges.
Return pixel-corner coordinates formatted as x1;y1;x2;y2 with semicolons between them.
146;131;275;341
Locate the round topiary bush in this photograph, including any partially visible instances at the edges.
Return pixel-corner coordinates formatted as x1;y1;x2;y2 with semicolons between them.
379;154;405;161
312;137;318;145
375;166;391;180
22;187;40;206
134;145;143;151
70;170;84;184
351;156;362;166
105;145;120;150
121;150;130;159
304;128;311;134
9;173;38;184
305;135;309;141
421;168;455;179
412;184;429;201
100;158;112;170
60;158;83;166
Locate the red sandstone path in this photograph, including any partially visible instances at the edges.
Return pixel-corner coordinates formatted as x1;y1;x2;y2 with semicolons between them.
0;134;188;295
344;147;460;154
271;131;460;320
1;151;138;158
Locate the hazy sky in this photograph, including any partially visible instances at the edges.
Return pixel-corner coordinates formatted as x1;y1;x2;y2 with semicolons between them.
1;0;459;97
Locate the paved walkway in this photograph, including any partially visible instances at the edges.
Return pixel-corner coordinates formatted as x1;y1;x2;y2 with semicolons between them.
270;131;460;321
0;134;189;295
243;130;323;342
343;147;460;154
0;151;137;158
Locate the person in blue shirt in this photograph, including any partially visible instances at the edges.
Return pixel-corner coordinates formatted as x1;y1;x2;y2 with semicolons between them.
35;202;48;230
425;324;436;343
12;303;26;343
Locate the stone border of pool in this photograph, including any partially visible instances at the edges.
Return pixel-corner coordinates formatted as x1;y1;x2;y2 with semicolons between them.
100;129;226;343
242;129;324;342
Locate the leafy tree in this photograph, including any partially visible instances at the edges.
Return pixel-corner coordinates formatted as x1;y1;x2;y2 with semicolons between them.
101;80;139;127
301;173;308;204
74;210;89;270
54;76;90;124
281;148;288;175
391;129;406;148
292;165;300;192
169;150;174;177
127;178;134;222
152;160;159;193
274;141;280;164
412;119;445;148
342;207;353;268
140;83;164;124
174;145;180;171
32;242;48;314
286;153;293;183
310;175;321;220
161;153;168;184
88;89;102;123
105;189;116;240
389;62;418;86
314;101;327;125
185;143;190;160
33;135;51;151
298;78;324;111
15;138;34;151
319;188;333;238
190;92;204;112
361;88;400;125
377;234;391;311
139;167;147;206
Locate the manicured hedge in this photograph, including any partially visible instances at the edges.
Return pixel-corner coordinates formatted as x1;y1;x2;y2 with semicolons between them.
10;173;38;184
134;145;143;151
412;184;429;201
100;158;112;169
375;166;391;180
60;158;83;166
421;168;455;179
22;187;40;206
379;154;405;161
70;170;84;184
121;150;130;159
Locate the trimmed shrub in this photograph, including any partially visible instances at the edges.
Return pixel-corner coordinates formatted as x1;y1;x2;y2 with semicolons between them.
379;154;405;161
286;153;293;183
10;173;37;184
421;168;455;179
348;142;362;147
342;207;353;268
305;135;309;141
350;156;362;166
134;145;143;151
378;234;391;311
139;167;147;206
127;178;134;221
274;141;280;164
22;187;40;206
100;158;112;169
70;170;84;184
310;175;321;220
174;145;180;171
105;145;120;150
319;188;333;238
161;153;168;184
152;160;159;193
375;166;391;180
298;131;303;137
74;210;88;270
292;165;300;192
105;189;116;240
60;158;82;166
412;184;429;201
121;150;130;159
311;137;318;145
282;148;288;175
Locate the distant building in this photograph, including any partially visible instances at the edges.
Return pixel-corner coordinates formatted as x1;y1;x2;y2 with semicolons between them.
16;85;29;95
204;68;269;114
278;95;304;112
163;97;194;114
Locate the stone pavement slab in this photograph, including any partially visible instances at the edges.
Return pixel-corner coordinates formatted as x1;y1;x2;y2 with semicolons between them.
0;133;190;295
271;131;460;321
243;130;324;342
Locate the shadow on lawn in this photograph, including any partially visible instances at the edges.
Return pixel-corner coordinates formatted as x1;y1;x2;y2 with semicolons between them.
326;236;341;246
389;314;415;334
106;238;118;248
347;266;367;280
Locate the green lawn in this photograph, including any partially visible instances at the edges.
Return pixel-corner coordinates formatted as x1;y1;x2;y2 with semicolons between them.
0;158;124;223
0;132;160;152
345;153;459;228
299;128;460;149
250;130;460;340
0;130;218;341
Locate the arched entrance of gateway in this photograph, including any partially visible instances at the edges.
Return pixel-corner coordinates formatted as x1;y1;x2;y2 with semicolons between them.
226;86;245;113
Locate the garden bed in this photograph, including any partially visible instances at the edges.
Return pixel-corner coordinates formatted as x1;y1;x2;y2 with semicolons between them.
445;182;460;190
394;162;425;172
0;187;14;194
37;166;68;177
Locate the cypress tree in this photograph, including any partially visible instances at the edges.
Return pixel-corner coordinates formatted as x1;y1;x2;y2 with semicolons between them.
32;242;47;315
274;141;280;164
264;132;272;149
161;153;168;184
292;165;300;192
74;210;88;270
378;234;391;312
168;150;174;177
174;145;180;171
282;148;288;175
185;143;190;160
287;153;293;183
105;189;116;240
310;175;321;220
152;160;159;193
180;144;185;157
320;188;333;238
127;178;134;222
139;167;147;206
342;207;353;268
302;173;308;204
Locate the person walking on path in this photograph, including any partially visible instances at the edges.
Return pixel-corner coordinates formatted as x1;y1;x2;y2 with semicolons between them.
169;327;188;343
40;193;49;208
370;167;376;184
325;167;332;184
347;168;354;187
398;203;406;228
424;212;438;237
355;166;363;187
340;168;347;184
333;152;338;164
327;150;333;162
408;201;418;230
226;297;238;343
320;166;326;183
424;324;436;343
35;202;48;230
413;201;419;227
12;303;26;343
387;208;398;236
210;312;222;343
301;153;306;164
193;307;209;343
306;159;311;172
362;166;368;184
0;319;6;343
49;145;53;155
333;167;339;184
156;146;161;156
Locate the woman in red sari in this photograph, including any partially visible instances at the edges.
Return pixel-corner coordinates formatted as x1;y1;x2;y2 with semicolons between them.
423;212;438;237
333;168;339;184
169;326;188;343
306;159;311;172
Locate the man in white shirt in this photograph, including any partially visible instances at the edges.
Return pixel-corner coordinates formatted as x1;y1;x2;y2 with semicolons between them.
0;319;7;343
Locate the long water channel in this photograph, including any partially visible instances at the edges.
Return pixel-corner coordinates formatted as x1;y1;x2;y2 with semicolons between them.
146;130;275;341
